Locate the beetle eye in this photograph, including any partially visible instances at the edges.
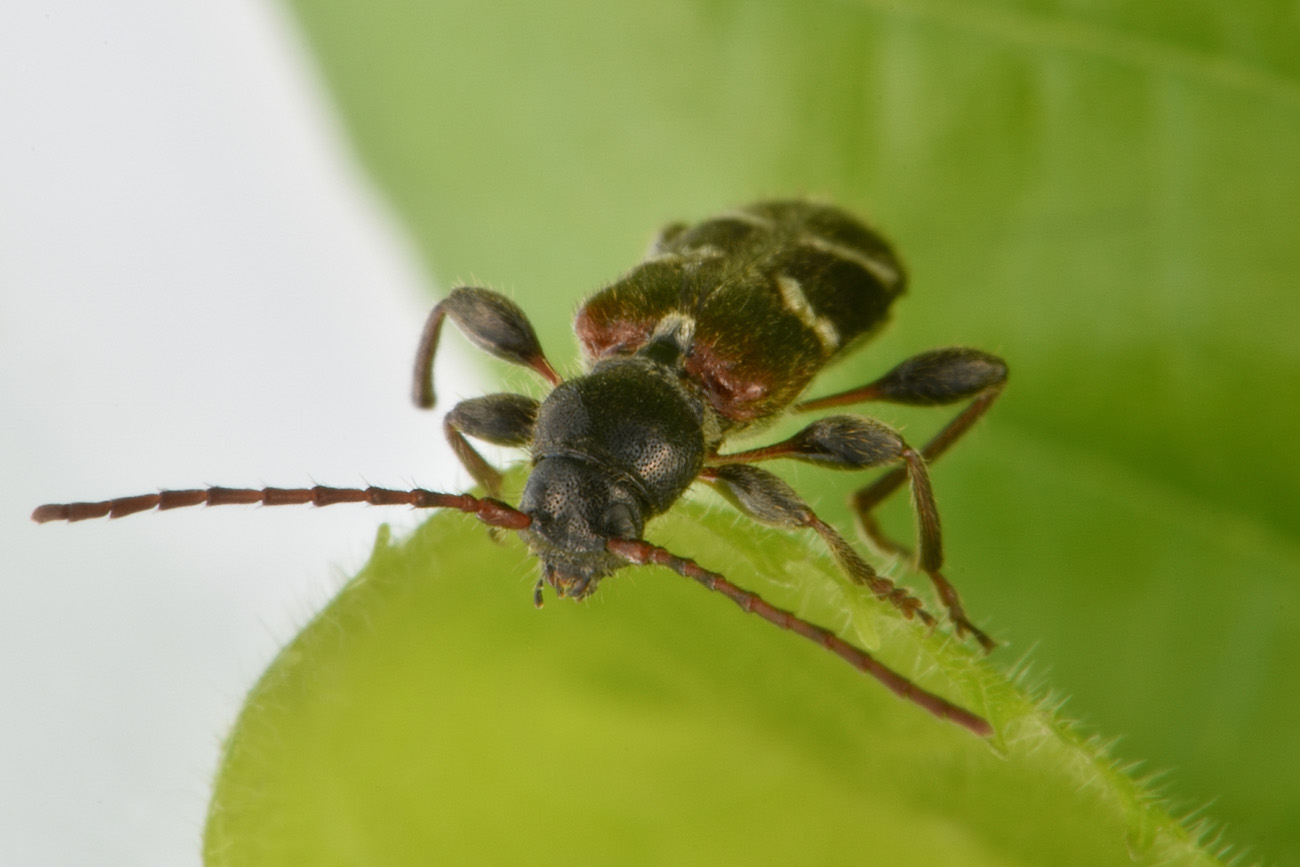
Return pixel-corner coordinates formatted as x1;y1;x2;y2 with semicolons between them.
602;503;639;540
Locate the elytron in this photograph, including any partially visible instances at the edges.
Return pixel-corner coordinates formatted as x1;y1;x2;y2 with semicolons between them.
35;201;1006;735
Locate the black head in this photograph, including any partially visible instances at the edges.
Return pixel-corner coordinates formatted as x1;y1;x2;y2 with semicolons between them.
517;456;646;600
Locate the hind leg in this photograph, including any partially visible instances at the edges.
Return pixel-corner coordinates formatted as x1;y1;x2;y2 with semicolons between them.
793;347;1008;649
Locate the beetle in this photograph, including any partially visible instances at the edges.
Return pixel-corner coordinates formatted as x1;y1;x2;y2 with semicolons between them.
34;200;1006;735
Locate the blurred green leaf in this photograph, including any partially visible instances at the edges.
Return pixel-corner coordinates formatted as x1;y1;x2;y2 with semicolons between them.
207;0;1300;863
206;485;1222;865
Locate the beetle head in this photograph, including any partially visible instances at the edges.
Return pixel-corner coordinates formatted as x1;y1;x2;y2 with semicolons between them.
518;455;646;600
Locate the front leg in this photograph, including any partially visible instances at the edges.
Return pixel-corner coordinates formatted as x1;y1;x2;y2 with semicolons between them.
412;287;562;409
444;393;539;497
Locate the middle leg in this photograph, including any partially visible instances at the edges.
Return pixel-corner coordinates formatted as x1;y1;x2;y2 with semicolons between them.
796;347;1007;555
700;462;935;627
711;414;994;651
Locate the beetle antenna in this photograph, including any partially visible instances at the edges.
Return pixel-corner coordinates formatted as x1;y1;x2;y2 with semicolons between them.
31;485;532;530
606;537;991;736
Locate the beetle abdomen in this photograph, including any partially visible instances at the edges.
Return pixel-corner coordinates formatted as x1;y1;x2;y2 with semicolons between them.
575;201;906;424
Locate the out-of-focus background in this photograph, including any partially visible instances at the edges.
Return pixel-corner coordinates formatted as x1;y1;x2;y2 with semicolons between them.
2;4;469;865
5;2;1300;865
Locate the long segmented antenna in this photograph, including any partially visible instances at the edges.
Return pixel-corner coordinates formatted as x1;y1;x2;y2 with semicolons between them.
30;486;531;530
33;485;989;735
606;537;992;736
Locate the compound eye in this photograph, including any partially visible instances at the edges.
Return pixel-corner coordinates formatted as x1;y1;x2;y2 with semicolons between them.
601;502;639;541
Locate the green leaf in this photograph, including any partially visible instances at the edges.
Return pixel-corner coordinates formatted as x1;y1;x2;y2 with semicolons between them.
207;1;1300;864
206;475;1219;865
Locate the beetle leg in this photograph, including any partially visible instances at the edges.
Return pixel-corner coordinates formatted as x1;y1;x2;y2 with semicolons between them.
711;416;995;651
412;287;562;409
795;347;1006;505
796;347;1007;416
606;535;990;737
794;348;1005;648
444;393;539;497
699;463;934;626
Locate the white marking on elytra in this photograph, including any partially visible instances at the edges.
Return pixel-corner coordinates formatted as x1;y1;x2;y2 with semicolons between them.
800;235;901;289
777;273;811;318
776;275;840;351
646;243;725;263
812;318;840;350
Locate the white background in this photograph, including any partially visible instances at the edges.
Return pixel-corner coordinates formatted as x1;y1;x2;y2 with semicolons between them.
1;3;478;864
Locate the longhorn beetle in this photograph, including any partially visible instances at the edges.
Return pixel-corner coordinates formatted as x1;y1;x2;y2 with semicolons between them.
34;201;1007;736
